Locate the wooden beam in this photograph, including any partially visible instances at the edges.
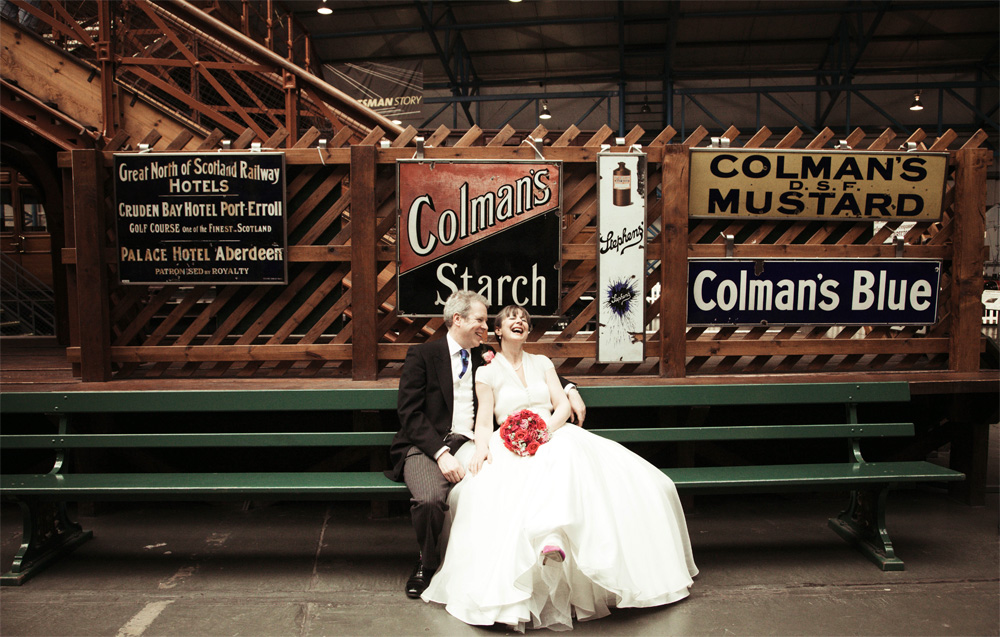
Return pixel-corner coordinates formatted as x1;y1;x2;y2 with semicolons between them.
949;148;990;372
660;145;690;378
71;150;111;381
351;144;378;380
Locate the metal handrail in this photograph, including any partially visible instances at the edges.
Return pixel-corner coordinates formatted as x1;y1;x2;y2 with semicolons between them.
0;253;55;336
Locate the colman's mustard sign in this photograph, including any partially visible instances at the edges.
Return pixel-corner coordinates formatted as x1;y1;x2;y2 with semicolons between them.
689;149;948;220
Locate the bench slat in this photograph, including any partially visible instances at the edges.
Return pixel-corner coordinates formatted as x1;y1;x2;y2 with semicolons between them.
591;423;913;442
0;432;398;448
0;472;409;500
0;381;910;414
580;382;910;407
0;389;399;414
666;461;964;490
0;423;915;449
1;461;962;500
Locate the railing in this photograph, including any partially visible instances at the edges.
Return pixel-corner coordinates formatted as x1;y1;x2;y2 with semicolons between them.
0;253;56;336
2;0;400;146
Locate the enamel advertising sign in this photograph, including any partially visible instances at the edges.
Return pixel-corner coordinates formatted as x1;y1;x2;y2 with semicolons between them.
689;149;948;221
397;160;562;316
114;152;287;285
597;152;647;363
687;258;941;325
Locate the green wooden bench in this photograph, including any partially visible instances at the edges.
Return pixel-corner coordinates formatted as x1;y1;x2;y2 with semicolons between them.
0;381;964;585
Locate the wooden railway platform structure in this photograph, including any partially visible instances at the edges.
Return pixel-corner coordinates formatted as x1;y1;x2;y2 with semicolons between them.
1;1;997;507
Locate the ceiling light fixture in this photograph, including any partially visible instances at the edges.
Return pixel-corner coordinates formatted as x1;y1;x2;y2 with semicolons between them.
641;97;651;114
317;0;332;15
909;90;924;111
539;100;552;120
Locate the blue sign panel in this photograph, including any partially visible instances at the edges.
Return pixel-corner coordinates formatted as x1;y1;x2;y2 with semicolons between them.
687;259;941;326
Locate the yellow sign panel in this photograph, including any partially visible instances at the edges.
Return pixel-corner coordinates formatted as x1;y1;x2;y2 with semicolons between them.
689;149;948;220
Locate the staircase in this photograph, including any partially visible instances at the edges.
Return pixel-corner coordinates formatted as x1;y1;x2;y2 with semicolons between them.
0;253;56;336
1;0;398;151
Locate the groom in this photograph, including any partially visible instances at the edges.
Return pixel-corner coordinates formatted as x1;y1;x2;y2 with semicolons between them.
387;291;586;598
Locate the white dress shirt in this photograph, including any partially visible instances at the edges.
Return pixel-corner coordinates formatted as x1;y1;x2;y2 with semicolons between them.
433;333;476;460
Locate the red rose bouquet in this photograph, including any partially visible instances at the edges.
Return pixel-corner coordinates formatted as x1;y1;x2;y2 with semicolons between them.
499;409;550;457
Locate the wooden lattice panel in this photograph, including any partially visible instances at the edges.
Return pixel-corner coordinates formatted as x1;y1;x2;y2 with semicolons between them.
63;124;990;381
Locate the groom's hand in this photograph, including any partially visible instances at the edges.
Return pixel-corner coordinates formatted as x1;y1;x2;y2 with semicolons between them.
437;451;466;483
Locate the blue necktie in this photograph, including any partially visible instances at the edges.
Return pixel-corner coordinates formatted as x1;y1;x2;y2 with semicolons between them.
459;349;469;379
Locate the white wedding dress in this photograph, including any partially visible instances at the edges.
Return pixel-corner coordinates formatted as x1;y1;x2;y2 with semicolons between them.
421;352;698;632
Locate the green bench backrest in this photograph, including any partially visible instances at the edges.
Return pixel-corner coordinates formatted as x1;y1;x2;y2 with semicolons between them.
0;422;914;450
0;382;911;414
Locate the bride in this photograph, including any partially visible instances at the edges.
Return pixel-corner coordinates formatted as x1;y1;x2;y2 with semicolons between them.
421;304;698;632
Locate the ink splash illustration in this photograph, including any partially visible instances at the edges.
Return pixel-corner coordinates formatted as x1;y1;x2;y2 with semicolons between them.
601;275;641;348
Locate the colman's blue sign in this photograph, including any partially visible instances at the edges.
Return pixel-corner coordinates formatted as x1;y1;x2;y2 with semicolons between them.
687;259;941;325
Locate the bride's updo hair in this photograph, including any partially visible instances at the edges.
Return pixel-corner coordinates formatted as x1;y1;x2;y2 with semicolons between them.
493;304;532;341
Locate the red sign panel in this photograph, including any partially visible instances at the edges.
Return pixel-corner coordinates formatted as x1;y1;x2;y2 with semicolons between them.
397;160;563;316
398;161;561;274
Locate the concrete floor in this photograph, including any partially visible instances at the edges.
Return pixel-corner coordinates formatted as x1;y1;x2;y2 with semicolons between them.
2;430;997;636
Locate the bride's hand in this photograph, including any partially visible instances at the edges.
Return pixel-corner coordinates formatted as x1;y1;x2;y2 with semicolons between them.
469;447;492;475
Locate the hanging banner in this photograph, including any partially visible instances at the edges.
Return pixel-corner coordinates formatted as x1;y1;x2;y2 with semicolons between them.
597;151;647;363
323;61;423;124
397;160;562;316
687;258;941;325
689;149;948;220
114;152;287;285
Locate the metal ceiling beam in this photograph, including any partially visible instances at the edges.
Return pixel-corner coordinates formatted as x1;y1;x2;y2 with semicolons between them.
816;2;890;129
660;1;679;129
304;1;995;37
317;32;998;63
671;80;994;95
412;0;476;126
421;64;998;92
616;0;626;135
424;90;617;103
945;88;1000;132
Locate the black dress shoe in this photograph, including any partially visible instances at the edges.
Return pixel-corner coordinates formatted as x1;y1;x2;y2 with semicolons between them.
405;559;434;599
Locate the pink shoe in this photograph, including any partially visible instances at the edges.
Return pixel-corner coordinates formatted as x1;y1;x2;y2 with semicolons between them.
541;545;565;565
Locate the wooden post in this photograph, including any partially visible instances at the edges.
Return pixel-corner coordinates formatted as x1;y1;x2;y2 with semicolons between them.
659;145;690;377
71;150;111;381
61;166;78;358
96;2;116;137
948;148;989;372
283;19;298;147
351;144;378;380
284;71;299;148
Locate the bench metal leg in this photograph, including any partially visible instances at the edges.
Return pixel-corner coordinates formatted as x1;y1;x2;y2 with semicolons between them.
1;498;93;586
828;487;905;571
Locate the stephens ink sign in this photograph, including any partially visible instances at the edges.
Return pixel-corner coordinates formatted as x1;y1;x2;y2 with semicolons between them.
397;160;562;316
689;149;948;221
597;151;647;363
687;259;941;326
114;152;287;285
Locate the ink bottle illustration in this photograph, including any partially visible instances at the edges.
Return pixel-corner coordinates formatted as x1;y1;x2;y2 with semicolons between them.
612;162;631;207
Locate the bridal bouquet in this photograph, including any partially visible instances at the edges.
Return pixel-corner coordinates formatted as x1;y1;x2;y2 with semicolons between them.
499;409;550;457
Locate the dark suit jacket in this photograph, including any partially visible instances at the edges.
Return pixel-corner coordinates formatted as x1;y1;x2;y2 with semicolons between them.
386;338;492;482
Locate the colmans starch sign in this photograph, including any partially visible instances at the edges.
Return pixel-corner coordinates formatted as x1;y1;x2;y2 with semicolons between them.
397;160;562;316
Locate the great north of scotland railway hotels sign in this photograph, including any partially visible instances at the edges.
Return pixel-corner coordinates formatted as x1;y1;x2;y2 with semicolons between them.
114;152;287;285
689;149;948;220
396;160;562;316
